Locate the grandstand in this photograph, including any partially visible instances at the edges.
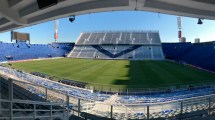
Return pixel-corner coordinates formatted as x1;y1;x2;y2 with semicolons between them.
0;41;74;62
163;41;215;72
68;31;164;60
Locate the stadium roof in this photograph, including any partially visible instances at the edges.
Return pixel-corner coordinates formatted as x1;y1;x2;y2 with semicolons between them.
0;0;215;32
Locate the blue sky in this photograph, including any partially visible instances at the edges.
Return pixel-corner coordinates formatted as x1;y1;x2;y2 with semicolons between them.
1;11;215;44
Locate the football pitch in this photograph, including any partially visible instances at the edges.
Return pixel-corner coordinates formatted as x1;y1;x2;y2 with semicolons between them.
6;58;215;89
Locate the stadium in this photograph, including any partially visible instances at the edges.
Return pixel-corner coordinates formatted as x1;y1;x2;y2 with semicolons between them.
0;0;215;120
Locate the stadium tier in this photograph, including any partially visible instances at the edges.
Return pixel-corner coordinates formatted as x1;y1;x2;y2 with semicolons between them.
1;66;215;120
163;41;215;72
68;31;164;60
0;41;74;62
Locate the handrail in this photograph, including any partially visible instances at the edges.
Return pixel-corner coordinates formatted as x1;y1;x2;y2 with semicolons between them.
0;99;67;106
0;98;67;120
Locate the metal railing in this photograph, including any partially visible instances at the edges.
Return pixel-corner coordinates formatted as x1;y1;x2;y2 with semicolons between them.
0;78;70;120
85;80;215;93
0;99;67;120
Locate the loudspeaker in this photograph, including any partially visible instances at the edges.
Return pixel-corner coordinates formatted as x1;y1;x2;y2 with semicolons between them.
37;0;58;10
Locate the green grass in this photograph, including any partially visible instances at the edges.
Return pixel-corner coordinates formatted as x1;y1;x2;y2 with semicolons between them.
5;58;215;90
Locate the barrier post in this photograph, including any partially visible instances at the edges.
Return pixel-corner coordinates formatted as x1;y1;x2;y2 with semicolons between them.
208;97;211;115
9;79;13;101
180;101;183;116
33;104;36;119
147;105;149;120
78;99;81;117
0;78;1;116
63;105;66;120
110;105;113;119
9;79;13;120
45;88;48;101
66;95;70;119
50;105;52;119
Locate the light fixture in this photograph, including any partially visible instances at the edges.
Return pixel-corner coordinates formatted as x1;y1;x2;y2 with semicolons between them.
69;16;75;23
197;18;203;25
